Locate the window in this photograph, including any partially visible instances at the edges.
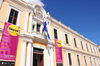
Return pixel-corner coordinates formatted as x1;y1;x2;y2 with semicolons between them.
54;28;58;39
68;53;72;65
89;57;93;66
37;24;41;32
81;41;83;49
77;55;80;66
0;0;3;8
90;45;93;53
86;43;89;51
74;38;77;47
65;34;69;44
32;24;35;31
84;56;87;66
8;9;18;25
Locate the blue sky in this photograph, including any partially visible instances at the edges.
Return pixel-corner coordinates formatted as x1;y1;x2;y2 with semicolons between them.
43;0;100;45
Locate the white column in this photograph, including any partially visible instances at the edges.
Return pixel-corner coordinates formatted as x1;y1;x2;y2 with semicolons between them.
49;22;52;39
29;12;33;33
31;45;33;66
26;42;32;66
0;0;3;8
20;41;27;66
40;24;43;33
24;11;29;32
50;48;54;66
34;21;37;32
47;47;50;66
44;48;47;66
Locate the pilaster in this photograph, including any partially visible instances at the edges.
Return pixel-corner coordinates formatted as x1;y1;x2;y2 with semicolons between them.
20;40;27;66
28;12;33;33
24;11;29;32
26;42;33;66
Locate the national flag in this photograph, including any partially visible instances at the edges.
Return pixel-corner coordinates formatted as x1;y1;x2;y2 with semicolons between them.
43;21;50;39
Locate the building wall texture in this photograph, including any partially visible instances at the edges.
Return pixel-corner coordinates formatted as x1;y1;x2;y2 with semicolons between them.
0;0;100;66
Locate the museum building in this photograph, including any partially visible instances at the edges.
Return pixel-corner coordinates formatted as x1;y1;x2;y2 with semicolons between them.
0;0;100;66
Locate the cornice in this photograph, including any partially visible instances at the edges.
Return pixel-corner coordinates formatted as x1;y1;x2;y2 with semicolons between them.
6;0;35;11
62;46;100;58
50;17;97;47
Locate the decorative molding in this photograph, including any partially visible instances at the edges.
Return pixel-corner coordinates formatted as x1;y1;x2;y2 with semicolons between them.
62;46;100;58
6;0;25;11
20;32;54;45
33;16;43;23
0;27;100;58
33;44;46;50
7;0;35;11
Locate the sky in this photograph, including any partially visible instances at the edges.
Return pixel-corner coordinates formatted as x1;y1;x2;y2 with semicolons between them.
42;0;100;45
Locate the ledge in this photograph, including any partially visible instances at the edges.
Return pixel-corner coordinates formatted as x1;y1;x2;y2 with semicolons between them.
62;45;100;58
21;32;54;45
0;28;99;57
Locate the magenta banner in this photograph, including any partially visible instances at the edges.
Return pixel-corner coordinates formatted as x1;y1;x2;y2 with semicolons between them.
0;22;19;61
55;39;63;63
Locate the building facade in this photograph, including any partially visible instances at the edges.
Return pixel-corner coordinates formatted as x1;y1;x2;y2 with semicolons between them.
0;0;100;66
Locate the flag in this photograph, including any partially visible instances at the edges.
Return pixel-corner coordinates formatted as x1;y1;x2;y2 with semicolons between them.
43;21;50;39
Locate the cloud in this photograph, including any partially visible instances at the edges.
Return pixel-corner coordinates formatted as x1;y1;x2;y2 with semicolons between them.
29;0;44;7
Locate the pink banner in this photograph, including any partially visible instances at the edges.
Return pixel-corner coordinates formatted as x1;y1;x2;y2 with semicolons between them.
0;22;19;61
55;39;63;63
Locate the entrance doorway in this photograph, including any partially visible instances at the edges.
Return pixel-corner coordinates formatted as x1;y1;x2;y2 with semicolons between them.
33;48;44;66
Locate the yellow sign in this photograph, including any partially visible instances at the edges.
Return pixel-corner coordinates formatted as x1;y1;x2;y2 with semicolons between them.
57;40;62;47
8;24;19;36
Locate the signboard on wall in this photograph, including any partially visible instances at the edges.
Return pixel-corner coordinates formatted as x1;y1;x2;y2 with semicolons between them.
0;22;19;61
55;39;63;63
